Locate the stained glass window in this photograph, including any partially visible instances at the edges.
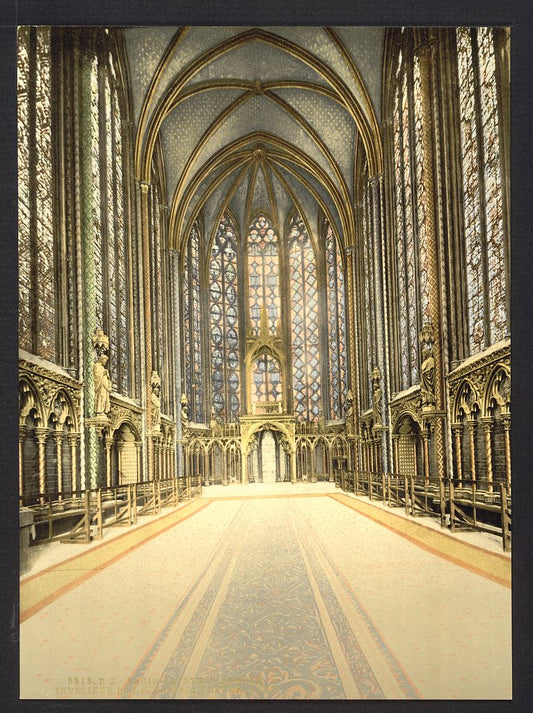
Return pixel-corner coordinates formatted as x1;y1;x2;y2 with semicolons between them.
247;215;280;334
457;28;485;354
209;215;240;420
413;55;430;324
17;27;32;353
90;57;104;332
288;214;321;421
393;85;410;388
362;186;374;408
183;222;204;422
18;27;56;361
401;72;419;384
457;27;508;354
325;221;347;419
391;54;422;391
477;28;507;343
89;48;132;396
252;354;282;403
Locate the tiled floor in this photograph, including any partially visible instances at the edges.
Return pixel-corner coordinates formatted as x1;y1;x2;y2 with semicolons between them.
20;488;511;700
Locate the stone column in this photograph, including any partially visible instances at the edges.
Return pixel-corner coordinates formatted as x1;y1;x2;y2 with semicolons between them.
79;49;99;489
369;175;391;472
104;433;113;488
414;34;446;481
467;419;477;482
481;417;494;490
241;444;248;485
452;424;463;483
53;430;64;497
19;426;26;500
502;416;511;489
135;441;142;483
139;181;154;480
392;434;400;474
411;436;418;479
34;427;48;500
67;434;79;492
344;244;361;488
116;440;124;486
290;448;297;484
422;430;430;483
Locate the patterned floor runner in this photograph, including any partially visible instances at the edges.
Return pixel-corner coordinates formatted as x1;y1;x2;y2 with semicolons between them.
121;499;418;699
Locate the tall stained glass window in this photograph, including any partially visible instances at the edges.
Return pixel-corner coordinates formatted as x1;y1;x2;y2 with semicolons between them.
90;48;131;396
391;47;432;391
18;27;56;361
457;27;508;354
209;215;240;420
289;215;321;421
183;222;204;423
325;221;347;419
362;184;375;408
247;215;280;334
183;211;348;426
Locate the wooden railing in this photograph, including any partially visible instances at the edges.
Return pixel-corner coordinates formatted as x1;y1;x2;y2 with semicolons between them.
19;475;192;546
345;471;511;551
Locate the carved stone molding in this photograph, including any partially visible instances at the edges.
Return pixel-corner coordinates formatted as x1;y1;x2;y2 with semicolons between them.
19;359;81;425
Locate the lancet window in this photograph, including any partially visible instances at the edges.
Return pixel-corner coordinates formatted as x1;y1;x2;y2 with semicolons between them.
456;27;508;354
247;215;280;335
18;27;56;362
209;215;241;420
89;43;132;396
289;214;321;421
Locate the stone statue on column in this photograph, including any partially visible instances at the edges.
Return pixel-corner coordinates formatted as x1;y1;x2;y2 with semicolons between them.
345;389;355;435
92;328;111;417
372;367;382;425
419;322;437;410
150;371;162;432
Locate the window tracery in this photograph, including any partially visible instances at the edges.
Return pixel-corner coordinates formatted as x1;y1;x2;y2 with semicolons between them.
457;27;508;353
209;215;241;420
289;214;321;421
247;215;280;335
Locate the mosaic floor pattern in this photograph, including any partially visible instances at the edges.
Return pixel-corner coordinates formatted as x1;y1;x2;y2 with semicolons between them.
121;499;416;699
20;492;511;700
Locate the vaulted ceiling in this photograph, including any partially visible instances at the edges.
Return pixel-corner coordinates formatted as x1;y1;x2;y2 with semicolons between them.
124;26;384;250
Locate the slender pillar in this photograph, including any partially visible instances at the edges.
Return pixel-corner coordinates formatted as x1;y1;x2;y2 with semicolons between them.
290;448;297;484
392;434;400;474
467;419;477;482
19;426;26;500
34;427;48;500
452;424;463;483
135;441;142;482
502;416;511;489
68;434;79;492
370;175;390;472
345;245;361;488
423;431;430;483
414;33;446;480
104;433;113;488
241;445;248;484
481;417;494;490
79;48;99;489
139;181;154;480
412;436;418;479
53;430;64;497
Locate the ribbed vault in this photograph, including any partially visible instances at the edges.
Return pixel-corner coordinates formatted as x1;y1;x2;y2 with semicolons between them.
126;26;384;249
